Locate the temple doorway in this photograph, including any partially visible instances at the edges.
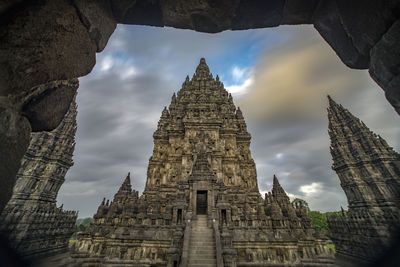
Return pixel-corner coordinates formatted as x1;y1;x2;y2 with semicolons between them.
196;190;207;215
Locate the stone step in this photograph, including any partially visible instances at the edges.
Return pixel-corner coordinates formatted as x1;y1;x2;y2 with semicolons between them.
191;240;214;243
189;247;215;251
188;259;217;264
189;261;217;264
189;247;215;250
189;251;216;256
190;243;215;246
191;234;214;239
189;254;216;259
192;233;212;235
188;216;216;267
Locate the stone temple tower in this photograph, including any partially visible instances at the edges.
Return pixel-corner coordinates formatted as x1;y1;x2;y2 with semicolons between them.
327;96;400;264
73;59;334;266
0;96;78;258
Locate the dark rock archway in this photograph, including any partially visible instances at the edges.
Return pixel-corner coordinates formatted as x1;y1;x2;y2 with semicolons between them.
0;0;399;213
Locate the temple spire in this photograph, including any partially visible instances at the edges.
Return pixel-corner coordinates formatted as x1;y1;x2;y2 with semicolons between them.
114;172;132;202
327;96;399;167
123;172;131;186
272;175;285;194
327;96;400;209
270;175;292;205
193;57;212;80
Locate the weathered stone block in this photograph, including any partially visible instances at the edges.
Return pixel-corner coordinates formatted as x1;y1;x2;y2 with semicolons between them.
22;79;79;132
369;19;400;115
0;0;96;96
385;75;400;115
232;0;285;30
336;0;400;60
73;0;117;52
111;0;163;26
0;0;23;16
0;102;30;213
162;0;238;33
313;0;369;69
369;20;400;88
281;0;319;25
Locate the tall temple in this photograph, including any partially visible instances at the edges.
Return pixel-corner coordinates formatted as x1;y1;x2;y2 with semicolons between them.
72;59;334;266
326;96;400;264
0;98;78;258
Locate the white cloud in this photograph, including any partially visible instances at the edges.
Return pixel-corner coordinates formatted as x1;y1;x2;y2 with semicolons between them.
226;76;254;96
232;66;246;82
287;192;302;201
100;55;114;71
120;66;137;79
299;182;323;196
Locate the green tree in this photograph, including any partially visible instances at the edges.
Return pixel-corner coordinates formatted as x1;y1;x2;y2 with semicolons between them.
76;217;93;227
308;211;328;231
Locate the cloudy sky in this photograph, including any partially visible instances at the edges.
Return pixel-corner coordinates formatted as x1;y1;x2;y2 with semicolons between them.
57;25;400;218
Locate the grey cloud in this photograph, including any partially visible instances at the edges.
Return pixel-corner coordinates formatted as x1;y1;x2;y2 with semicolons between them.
57;25;399;218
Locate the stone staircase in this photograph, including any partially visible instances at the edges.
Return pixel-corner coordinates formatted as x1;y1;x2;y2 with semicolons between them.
188;215;217;267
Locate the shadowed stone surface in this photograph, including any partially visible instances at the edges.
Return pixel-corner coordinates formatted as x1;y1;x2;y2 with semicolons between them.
336;0;400;60
231;0;285;30
71;59;334;266
327;97;400;264
73;0;117;52
161;0;239;32
312;0;370;69
0;101;30;213
281;0;319;25
369;20;400;115
22;79;79;132
0;0;96;96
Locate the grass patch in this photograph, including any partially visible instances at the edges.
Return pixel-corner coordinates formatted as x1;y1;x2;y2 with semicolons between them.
69;239;78;248
326;243;336;254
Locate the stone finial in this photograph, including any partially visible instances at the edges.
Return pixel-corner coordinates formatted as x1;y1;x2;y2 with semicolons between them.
272;175;282;190
236;107;244;119
161;107;169;118
194;57;211;78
